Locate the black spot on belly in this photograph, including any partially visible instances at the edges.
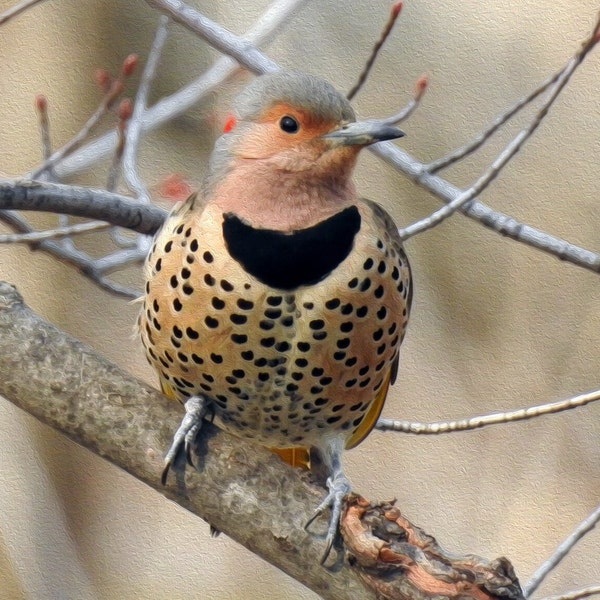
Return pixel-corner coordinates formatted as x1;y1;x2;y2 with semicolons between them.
222;206;361;290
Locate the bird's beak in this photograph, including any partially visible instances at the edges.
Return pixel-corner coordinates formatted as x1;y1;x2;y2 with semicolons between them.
322;120;405;148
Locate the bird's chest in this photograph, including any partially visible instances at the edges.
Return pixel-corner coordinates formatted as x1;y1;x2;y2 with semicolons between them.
140;204;409;447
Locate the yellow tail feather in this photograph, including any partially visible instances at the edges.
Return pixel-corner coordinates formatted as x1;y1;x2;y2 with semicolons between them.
270;446;312;469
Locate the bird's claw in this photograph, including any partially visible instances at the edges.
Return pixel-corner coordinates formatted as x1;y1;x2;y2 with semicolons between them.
305;471;351;564
161;395;209;485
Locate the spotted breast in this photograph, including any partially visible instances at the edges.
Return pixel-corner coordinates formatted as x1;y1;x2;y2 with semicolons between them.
139;195;411;452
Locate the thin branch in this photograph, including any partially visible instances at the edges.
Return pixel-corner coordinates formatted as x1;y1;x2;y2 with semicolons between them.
524;504;600;597
376;388;600;434
0;210;140;298
145;0;280;74
31;79;126;179
123;15;169;205
372;142;600;273
346;1;403;101
92;246;147;274
0;219;110;243
378;74;428;126
0;179;163;298
106;98;133;193
0;0;47;26
117;14;169;257
35;94;52;160
426;69;561;174
538;586;600;600
399;16;600;241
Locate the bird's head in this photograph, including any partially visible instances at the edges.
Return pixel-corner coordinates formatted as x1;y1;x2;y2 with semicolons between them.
204;71;404;194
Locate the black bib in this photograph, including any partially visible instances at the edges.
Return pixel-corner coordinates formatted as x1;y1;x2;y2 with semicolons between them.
222;206;361;291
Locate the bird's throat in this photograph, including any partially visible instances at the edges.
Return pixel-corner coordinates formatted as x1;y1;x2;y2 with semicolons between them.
208;158;357;231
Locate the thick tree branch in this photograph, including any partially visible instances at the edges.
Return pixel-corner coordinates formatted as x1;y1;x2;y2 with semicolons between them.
0;281;523;600
0;179;166;235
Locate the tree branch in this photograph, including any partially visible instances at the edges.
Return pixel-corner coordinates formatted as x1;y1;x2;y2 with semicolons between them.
0;281;523;600
36;0;307;179
375;142;600;273
144;0;280;74
0;0;47;26
538;586;600;600
0;209;142;298
524;504;600;598
0;179;166;235
38;3;600;275
376;388;600;434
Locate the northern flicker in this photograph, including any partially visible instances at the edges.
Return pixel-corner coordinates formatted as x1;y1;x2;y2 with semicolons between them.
139;71;412;562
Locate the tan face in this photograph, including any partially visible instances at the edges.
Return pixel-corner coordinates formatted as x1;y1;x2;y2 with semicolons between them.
232;103;358;172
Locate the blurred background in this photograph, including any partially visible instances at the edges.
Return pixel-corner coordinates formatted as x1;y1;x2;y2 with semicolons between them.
0;0;598;598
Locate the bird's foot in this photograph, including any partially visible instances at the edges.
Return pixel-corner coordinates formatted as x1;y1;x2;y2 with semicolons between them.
161;395;210;485
305;470;351;565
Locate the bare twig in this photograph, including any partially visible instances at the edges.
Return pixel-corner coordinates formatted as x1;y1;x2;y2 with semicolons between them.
31;55;138;180
372;141;600;273
538;586;600;600
123;15;169;206
426;70;561;174
31;79;125;179
376;388;600;434
34;94;52;160
92;247;147;274
0;179;163;296
346;1;403;101
378;74;428;126
399;18;600;241
0;0;47;26
113;16;170;255
145;0;280;74
0;219;110;243
524;504;600;597
107;98;133;192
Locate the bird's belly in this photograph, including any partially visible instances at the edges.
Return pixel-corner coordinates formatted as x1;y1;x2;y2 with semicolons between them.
140;207;410;449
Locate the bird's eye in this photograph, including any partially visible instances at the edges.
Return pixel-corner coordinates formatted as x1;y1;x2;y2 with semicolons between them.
279;115;299;134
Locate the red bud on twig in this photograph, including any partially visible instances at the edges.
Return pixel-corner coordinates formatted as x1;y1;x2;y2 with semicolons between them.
94;69;112;93
35;94;47;113
121;54;139;78
118;98;134;122
415;74;429;100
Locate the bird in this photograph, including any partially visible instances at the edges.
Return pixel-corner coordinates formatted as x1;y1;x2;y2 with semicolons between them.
138;70;412;563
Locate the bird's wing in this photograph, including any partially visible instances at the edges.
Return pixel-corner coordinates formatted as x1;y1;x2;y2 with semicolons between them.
344;199;412;449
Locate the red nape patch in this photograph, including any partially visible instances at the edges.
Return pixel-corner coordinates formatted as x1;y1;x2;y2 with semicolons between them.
223;114;237;133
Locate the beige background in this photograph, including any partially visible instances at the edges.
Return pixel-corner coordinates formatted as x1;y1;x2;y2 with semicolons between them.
0;0;599;598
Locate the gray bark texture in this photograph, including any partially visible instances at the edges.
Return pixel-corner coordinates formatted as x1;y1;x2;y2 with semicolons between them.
0;282;523;600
